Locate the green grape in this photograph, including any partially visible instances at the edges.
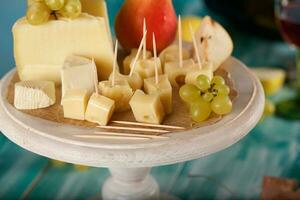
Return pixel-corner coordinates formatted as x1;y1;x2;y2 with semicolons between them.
45;0;65;11
213;84;230;95
211;76;225;86
179;84;201;103
189;100;212;122
202;92;214;102
59;0;82;19
211;95;232;115
26;2;51;25
196;75;211;91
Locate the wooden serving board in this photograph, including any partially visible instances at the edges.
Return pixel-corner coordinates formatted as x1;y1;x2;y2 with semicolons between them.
6;67;237;135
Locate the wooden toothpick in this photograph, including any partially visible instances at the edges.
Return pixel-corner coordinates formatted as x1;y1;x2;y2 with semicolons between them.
189;23;202;69
152;33;159;84
92;58;99;95
112;40;118;87
129;30;147;77
178;15;183;68
143;18;147;60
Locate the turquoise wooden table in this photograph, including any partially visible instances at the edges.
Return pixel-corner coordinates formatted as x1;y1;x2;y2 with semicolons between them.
0;0;299;199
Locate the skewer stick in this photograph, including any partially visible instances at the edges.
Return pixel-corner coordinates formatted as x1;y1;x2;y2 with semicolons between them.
112;120;186;130
112;40;118;87
178;15;183;68
143;18;147;60
75;134;150;141
129;30;147;77
152;33;159;84
97;125;169;133
189;23;202;69
92;58;99;95
93;131;169;139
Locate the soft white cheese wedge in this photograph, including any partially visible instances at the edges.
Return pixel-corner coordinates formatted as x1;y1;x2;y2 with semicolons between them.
85;93;115;126
99;80;133;112
62;89;89;120
129;90;165;124
13;13;114;84
61;55;97;99
144;75;173;115
14;80;56;110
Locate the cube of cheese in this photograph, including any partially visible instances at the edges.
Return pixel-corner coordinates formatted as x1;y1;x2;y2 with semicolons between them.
123;49;152;75
164;59;196;87
13;13;114;84
185;62;213;85
130;58;162;80
62;89;89;120
159;44;190;67
129;90;165;124
108;71;143;91
14;80;56;110
61;55;96;99
99;80;133;112
144;75;172;114
85;93;115;126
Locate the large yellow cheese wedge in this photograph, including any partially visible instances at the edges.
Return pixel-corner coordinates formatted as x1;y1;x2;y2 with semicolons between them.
13;13;114;84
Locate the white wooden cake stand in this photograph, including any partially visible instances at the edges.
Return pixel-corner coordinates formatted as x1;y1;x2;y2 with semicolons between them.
0;57;264;200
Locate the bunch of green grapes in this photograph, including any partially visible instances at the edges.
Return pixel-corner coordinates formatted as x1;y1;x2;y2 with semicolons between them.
179;75;233;122
26;0;82;25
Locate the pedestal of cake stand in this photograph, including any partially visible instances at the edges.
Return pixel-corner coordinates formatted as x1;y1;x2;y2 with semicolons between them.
0;58;265;200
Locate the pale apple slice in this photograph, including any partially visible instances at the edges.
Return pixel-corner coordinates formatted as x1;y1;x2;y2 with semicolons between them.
194;16;233;71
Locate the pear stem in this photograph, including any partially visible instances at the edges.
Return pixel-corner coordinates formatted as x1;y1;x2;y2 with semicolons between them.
130;30;147;77
112;40;118;87
178;15;183;68
189;23;202;69
152;33;159;85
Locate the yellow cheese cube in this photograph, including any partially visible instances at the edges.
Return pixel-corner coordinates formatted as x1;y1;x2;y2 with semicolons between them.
164;59;196;87
99;80;133;112
129;90;165;124
123;49;152;75
185;62;213;85
85;93;115;126
108;71;143;91
159;44;190;68
13;13;114;84
130;58;162;80
144;75;172;114
62;89;89;120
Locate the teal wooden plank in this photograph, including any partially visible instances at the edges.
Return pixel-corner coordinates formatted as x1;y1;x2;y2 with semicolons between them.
0;137;49;200
27;165;109;199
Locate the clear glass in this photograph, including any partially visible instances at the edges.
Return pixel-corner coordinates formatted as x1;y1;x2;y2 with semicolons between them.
275;0;300;120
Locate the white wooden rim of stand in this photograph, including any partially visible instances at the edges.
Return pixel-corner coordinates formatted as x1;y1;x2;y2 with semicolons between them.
0;57;265;169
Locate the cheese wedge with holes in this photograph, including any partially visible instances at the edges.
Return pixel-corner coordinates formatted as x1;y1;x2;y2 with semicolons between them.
14;80;56;110
85;93;115;126
61;55;96;99
129;90;165;124
13;13;114;83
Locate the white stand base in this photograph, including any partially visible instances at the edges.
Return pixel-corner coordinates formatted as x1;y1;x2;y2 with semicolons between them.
102;167;159;200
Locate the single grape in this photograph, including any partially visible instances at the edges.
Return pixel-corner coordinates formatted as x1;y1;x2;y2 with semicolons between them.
202;92;214;102
211;95;232;115
179;84;201;103
45;0;65;11
189;100;212;122
26;2;51;25
59;0;82;19
196;74;211;91
213;84;230;95
211;76;225;86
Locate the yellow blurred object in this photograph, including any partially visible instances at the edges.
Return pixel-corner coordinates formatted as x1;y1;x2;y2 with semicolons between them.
181;16;202;42
251;67;286;96
50;159;66;167
74;165;90;171
264;99;275;116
